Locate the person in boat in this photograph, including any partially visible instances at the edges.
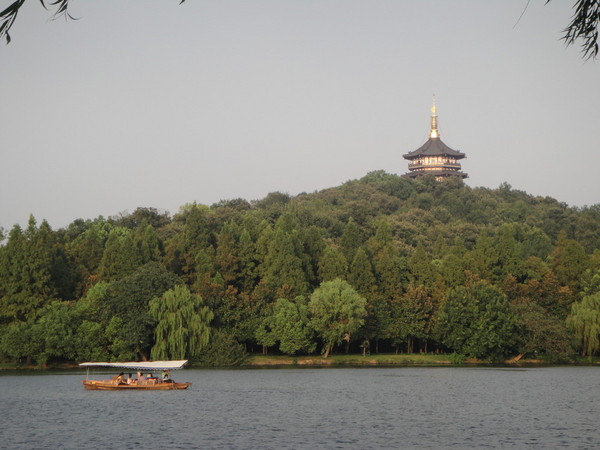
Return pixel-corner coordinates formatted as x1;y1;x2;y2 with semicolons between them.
146;373;158;384
162;370;170;381
127;373;134;385
116;372;125;384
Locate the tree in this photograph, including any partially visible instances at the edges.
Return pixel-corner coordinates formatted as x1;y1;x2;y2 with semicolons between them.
340;218;362;264
438;282;516;359
214;221;241;285
101;262;181;359
132;223;162;265
257;297;315;355
373;245;405;300
0;217;72;323
193;329;247;367
567;292;600;356
0;320;40;364
308;278;367;358
347;247;376;297
149;284;213;360
162;203;213;283
65;219;111;288
550;230;590;294
98;228;142;282
388;286;434;354
510;297;572;357
318;246;348;282
254;304;277;355
31;301;78;365
548;0;600;59
237;227;258;292
259;215;309;299
408;243;436;288
490;225;526;282
74;319;109;362
111;207;171;230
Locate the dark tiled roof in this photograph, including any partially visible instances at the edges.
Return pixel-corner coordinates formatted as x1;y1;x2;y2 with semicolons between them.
403;137;465;159
401;170;468;179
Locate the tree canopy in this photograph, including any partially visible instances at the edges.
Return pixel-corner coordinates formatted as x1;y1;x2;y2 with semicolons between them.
1;175;600;365
309;279;367;358
149;284;213;360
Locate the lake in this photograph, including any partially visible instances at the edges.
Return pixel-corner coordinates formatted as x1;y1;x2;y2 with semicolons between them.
1;366;599;449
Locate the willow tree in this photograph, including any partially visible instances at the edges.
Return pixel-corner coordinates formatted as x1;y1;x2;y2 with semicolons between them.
567;292;600;356
149;285;213;360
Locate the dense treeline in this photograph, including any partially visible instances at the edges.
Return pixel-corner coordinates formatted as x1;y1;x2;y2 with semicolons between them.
2;172;600;366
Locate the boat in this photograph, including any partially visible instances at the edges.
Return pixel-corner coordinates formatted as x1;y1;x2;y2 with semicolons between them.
79;360;192;390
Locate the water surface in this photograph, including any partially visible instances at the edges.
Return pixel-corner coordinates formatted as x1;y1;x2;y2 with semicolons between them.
1;367;598;449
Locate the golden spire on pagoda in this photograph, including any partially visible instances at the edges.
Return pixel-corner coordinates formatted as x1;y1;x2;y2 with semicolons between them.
429;95;439;139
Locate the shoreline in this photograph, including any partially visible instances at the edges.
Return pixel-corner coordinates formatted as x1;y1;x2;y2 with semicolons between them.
2;354;599;371
243;354;591;367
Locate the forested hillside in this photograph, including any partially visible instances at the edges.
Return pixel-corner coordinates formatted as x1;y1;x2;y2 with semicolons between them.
2;171;600;366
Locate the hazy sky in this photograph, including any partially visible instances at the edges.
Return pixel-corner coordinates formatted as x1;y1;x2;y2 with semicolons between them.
1;0;599;231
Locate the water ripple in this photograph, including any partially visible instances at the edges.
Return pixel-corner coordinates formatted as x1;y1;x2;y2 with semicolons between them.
1;367;599;449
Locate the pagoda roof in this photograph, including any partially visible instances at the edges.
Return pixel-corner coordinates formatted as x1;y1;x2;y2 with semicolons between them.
401;169;468;179
403;137;466;160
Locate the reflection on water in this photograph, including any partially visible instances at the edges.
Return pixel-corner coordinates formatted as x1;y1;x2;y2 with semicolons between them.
1;367;599;449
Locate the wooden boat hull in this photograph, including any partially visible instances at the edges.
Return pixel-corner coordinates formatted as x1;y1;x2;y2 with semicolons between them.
82;380;191;390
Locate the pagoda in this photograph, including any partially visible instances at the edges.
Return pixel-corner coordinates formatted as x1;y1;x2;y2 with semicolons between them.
401;99;467;180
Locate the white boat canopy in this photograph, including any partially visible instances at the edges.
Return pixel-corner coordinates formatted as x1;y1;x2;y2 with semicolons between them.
79;360;188;371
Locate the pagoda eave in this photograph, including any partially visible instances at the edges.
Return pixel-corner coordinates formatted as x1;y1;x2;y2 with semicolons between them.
401;171;468;179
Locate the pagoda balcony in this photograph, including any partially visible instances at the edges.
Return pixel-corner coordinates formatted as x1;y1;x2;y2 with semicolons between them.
408;161;462;170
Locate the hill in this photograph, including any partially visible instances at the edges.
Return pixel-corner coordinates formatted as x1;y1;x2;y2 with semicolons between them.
1;172;600;365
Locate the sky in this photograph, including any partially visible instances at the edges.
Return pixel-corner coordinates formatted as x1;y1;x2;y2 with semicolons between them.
1;0;599;231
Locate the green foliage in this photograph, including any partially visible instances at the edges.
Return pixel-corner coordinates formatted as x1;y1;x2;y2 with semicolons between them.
510;297;572;356
105;316;135;361
340;218;362;263
309;279;367;357
388;286;434;352
193;329;247;367
65;219;111;290
567;292;600;356
257;297;316;355
214;221;241;284
32;301;79;364
347;247;376;297
551;230;590;293
0;321;40;363
75;320;109;361
448;352;466;365
2;172;600;363
318;246;348;282
149;284;213;360
408;243;436;288
98;228;143;281
260;214;309;298
101;262;181;359
0;217;76;323
438;282;516;359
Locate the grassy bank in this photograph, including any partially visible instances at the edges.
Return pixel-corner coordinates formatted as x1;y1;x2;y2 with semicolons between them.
245;353;600;367
247;353;471;367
